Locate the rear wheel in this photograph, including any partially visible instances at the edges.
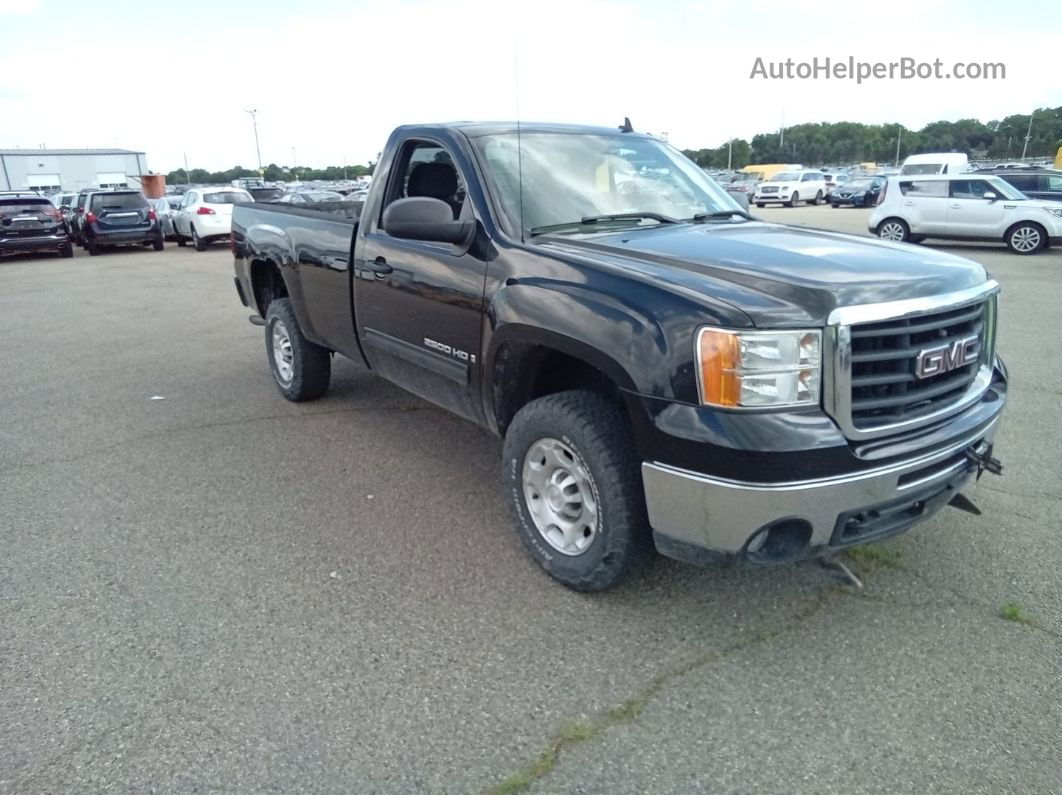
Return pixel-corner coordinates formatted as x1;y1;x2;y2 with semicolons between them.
192;225;207;251
152;237;164;251
60;244;74;258
264;297;331;401
788;191;799;207
502;390;654;592
86;240;100;256
1005;222;1046;254
809;190;823;205
877;218;910;243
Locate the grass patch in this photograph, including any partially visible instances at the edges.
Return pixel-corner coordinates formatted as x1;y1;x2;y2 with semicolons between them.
845;543;905;572
999;600;1036;626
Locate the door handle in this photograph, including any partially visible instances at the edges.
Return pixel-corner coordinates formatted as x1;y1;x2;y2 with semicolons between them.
366;256;393;276
903;201;915;206
949;204;961;209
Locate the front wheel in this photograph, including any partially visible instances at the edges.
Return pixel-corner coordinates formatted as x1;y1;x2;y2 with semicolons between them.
877;218;910;243
756;203;765;208
1006;222;1046;254
265;298;331;401
788;191;799;207
502;390;654;592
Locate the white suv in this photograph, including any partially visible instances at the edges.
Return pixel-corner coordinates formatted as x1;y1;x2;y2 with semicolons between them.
172;188;254;251
869;174;1062;255
753;170;828;207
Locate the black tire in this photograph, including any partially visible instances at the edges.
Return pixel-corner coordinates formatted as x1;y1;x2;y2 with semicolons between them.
788;191;799;207
86;240;100;256
264;297;331;401
1005;222;1047;255
502;390;654;592
60;244;73;258
174;223;187;247
809;190;823;206
152;237;164;251
192;226;208;251
876;217;910;243
756;203;765;209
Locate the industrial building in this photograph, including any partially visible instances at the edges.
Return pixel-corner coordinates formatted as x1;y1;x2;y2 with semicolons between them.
0;148;149;193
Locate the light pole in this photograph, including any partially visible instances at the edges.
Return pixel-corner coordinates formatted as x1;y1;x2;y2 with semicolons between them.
245;109;263;174
1020;111;1034;161
291;147;297;181
895;126;902;167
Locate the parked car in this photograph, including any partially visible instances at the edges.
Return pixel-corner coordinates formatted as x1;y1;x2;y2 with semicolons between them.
230;121;1007;592
980;170;1062;204
0;192;73;259
870;174;1062;254
69;189;96;243
172;188;254;251
247;187;285;202
276;190;346;204
822;173;848;192
48;192;78;235
828;176;886;207
753;170;828;207
78;190;164;255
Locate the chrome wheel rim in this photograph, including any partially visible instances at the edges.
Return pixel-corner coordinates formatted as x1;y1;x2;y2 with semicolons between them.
271;320;294;384
522;438;599;556
1011;227;1040;252
880;222;905;241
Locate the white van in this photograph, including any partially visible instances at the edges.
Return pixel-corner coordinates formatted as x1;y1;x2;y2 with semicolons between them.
899;153;970;176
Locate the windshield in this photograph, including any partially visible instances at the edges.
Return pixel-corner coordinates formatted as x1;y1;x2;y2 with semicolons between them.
771;172;801;182
0;199;55;218
91;192;147;211
844;179;873;189
249;188;284;201
203;191;253;204
472;132;739;236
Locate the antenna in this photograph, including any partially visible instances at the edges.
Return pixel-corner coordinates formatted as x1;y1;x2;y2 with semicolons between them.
619;117;634;133
514;43;525;243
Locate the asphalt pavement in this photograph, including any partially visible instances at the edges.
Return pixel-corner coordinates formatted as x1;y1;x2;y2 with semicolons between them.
1;214;1059;793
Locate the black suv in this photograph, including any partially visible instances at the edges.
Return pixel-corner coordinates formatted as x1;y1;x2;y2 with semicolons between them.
79;190;164;255
977;169;1062;203
0;192;73;259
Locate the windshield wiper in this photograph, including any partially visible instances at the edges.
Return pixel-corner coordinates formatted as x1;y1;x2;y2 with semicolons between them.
691;209;754;223
529;212;679;237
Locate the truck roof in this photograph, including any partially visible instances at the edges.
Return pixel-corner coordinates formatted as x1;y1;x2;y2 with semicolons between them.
397;121;657;139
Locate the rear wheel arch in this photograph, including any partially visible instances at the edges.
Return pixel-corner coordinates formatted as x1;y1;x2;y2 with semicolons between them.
249;258;290;316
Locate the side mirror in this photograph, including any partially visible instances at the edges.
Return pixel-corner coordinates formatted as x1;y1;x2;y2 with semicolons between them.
382;197;473;245
983;191;998;201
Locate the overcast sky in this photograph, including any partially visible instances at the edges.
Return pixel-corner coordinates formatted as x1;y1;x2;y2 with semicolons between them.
1;0;1059;172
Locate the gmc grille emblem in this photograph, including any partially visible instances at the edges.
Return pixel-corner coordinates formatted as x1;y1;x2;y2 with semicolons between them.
914;334;980;379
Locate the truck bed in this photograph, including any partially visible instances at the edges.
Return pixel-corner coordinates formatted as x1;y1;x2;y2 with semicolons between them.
249;200;363;223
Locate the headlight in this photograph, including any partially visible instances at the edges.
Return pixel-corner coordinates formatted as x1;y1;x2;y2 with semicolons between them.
696;328;822;408
1044;207;1062;218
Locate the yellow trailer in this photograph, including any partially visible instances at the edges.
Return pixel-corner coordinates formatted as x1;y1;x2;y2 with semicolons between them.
741;163;802;181
1055;146;1062;170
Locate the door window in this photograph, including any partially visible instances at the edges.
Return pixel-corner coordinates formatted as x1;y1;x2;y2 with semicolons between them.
1046;175;1062;192
899;180;947;197
949;180;994;199
384;141;467;223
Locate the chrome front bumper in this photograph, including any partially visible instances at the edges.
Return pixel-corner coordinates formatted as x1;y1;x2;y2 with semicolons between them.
642;418;1000;561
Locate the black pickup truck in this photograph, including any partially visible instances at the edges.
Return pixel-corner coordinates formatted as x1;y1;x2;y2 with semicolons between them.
231;122;1006;591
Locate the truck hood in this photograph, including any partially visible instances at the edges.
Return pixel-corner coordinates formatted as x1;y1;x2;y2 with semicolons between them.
541;221;989;327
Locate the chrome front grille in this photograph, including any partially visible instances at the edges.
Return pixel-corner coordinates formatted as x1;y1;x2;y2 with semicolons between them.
825;282;999;440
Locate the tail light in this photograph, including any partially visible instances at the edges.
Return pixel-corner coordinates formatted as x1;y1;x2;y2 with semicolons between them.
876;181;888;205
196;206;216;215
45;207;62;221
85;211;98;223
147;209;157;221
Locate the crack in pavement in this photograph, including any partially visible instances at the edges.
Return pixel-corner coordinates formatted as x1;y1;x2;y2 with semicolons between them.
1;404;442;476
485;584;842;795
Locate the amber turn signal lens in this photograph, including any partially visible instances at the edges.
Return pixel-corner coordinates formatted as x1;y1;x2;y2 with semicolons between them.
697;330;741;406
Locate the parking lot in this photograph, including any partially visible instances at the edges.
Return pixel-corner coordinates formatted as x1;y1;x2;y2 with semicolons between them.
2;209;1060;793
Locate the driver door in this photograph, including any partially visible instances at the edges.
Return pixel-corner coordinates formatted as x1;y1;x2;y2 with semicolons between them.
946;179;1007;238
354;137;489;422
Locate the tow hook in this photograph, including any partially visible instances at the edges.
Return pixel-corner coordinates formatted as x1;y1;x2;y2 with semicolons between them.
965;441;1003;479
948;442;1004;517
